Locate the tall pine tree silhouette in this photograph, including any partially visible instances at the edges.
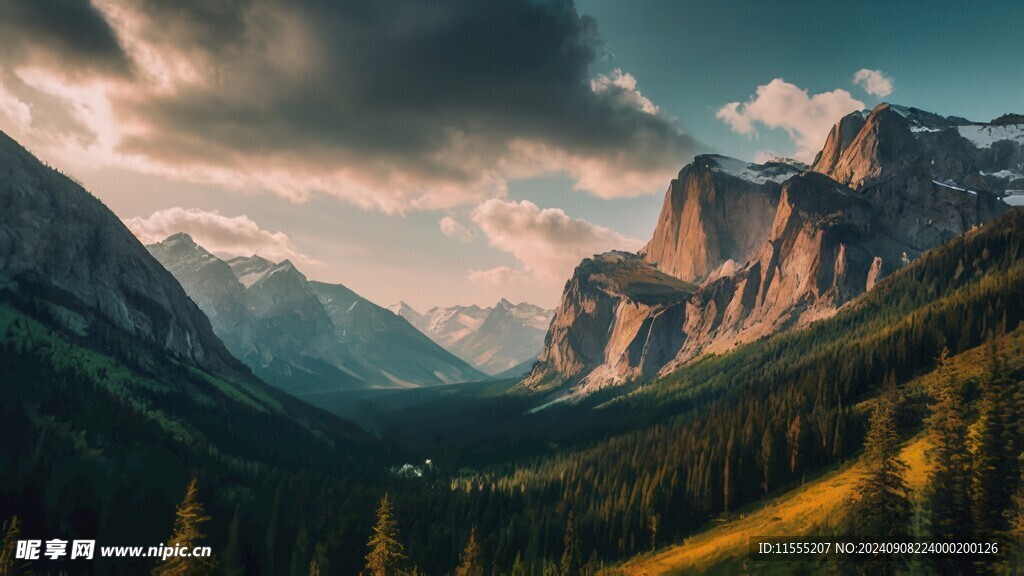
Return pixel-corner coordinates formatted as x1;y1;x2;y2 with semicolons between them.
152;478;217;576
454;527;483;576
850;386;910;575
365;494;406;576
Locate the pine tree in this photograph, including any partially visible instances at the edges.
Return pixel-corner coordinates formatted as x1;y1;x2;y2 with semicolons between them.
455;527;484;576
923;351;974;572
152;478;217;576
222;505;244;576
849;390;910;574
364;495;406;576
1004;466;1024;574
560;512;582;576
511;552;527;576
0;516;21;576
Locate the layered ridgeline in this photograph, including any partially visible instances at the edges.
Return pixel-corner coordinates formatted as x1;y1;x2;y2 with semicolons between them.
148;236;484;393
0;130;383;574
391;299;553;375
526;103;1018;394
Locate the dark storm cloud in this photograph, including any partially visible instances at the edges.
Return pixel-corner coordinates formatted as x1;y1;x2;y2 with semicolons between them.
0;0;132;77
5;0;699;208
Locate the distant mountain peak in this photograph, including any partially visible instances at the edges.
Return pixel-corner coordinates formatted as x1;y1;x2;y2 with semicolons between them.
161;232;197;246
149;236;484;392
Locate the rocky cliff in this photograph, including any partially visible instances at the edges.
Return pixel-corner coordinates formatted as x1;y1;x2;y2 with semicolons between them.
0;131;241;374
524;252;694;392
527;103;1018;394
643;155;797;283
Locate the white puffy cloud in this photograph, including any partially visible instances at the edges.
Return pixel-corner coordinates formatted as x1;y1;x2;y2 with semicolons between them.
0;85;31;131
466;266;529;286
590;68;660;115
439;216;476;242
716;78;865;162
124;207;312;264
852;69;894;97
470;199;643;283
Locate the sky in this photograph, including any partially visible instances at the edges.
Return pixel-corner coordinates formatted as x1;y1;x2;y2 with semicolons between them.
0;0;1021;310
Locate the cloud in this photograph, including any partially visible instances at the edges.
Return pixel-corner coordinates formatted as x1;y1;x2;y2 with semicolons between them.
4;0;699;211
439;216;475;242
852;69;894;97
470;199;643;283
466;266;529;287
124;207;312;264
0;85;32;130
0;0;132;78
716;78;864;162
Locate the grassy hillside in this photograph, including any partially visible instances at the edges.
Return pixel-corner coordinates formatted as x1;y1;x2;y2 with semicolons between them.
622;325;1024;575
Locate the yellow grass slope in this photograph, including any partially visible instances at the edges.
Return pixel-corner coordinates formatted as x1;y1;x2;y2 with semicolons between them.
620;435;931;576
620;326;1024;576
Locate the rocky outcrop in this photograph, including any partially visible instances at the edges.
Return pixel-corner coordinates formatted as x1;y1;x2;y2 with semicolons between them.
0;131;241;373
527;102;1019;395
523;252;694;392
643;155;794;283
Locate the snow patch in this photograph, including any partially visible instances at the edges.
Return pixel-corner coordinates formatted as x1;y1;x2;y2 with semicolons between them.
957;124;1024;148
932;180;977;195
706;155;800;185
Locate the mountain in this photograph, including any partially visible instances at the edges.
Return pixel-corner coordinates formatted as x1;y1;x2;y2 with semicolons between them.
394;299;554;374
643;154;798;283
0;130;381;573
524;251;695;392
527;103;1018;394
148;238;484;393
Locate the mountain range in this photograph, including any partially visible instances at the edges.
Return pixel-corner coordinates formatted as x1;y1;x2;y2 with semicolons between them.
391;300;553;375
147;235;485;394
526;103;1020;395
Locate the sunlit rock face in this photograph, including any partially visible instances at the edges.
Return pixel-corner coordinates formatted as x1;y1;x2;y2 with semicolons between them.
529;103;1017;394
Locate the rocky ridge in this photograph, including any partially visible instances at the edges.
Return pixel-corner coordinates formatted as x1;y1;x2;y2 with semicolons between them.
526;103;1018;394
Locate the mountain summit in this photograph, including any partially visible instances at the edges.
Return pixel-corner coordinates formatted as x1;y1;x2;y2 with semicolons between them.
148;238;485;394
527;103;1019;395
394;300;554;375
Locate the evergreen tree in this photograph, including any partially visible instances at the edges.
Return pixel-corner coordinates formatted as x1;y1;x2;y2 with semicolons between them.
0;516;21;576
1004;465;1024;575
849;390;910;574
222;505;245;576
560;512;582;576
365;495;406;576
923;351;974;573
152;478;217;576
289;523;311;576
455;527;484;576
510;552;527;576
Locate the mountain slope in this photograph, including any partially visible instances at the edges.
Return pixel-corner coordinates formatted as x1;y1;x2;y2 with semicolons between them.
0;131;239;374
527;103;1015;393
148;238;484;392
622;325;1024;575
0;130;382;573
396;300;553;374
310;280;484;385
